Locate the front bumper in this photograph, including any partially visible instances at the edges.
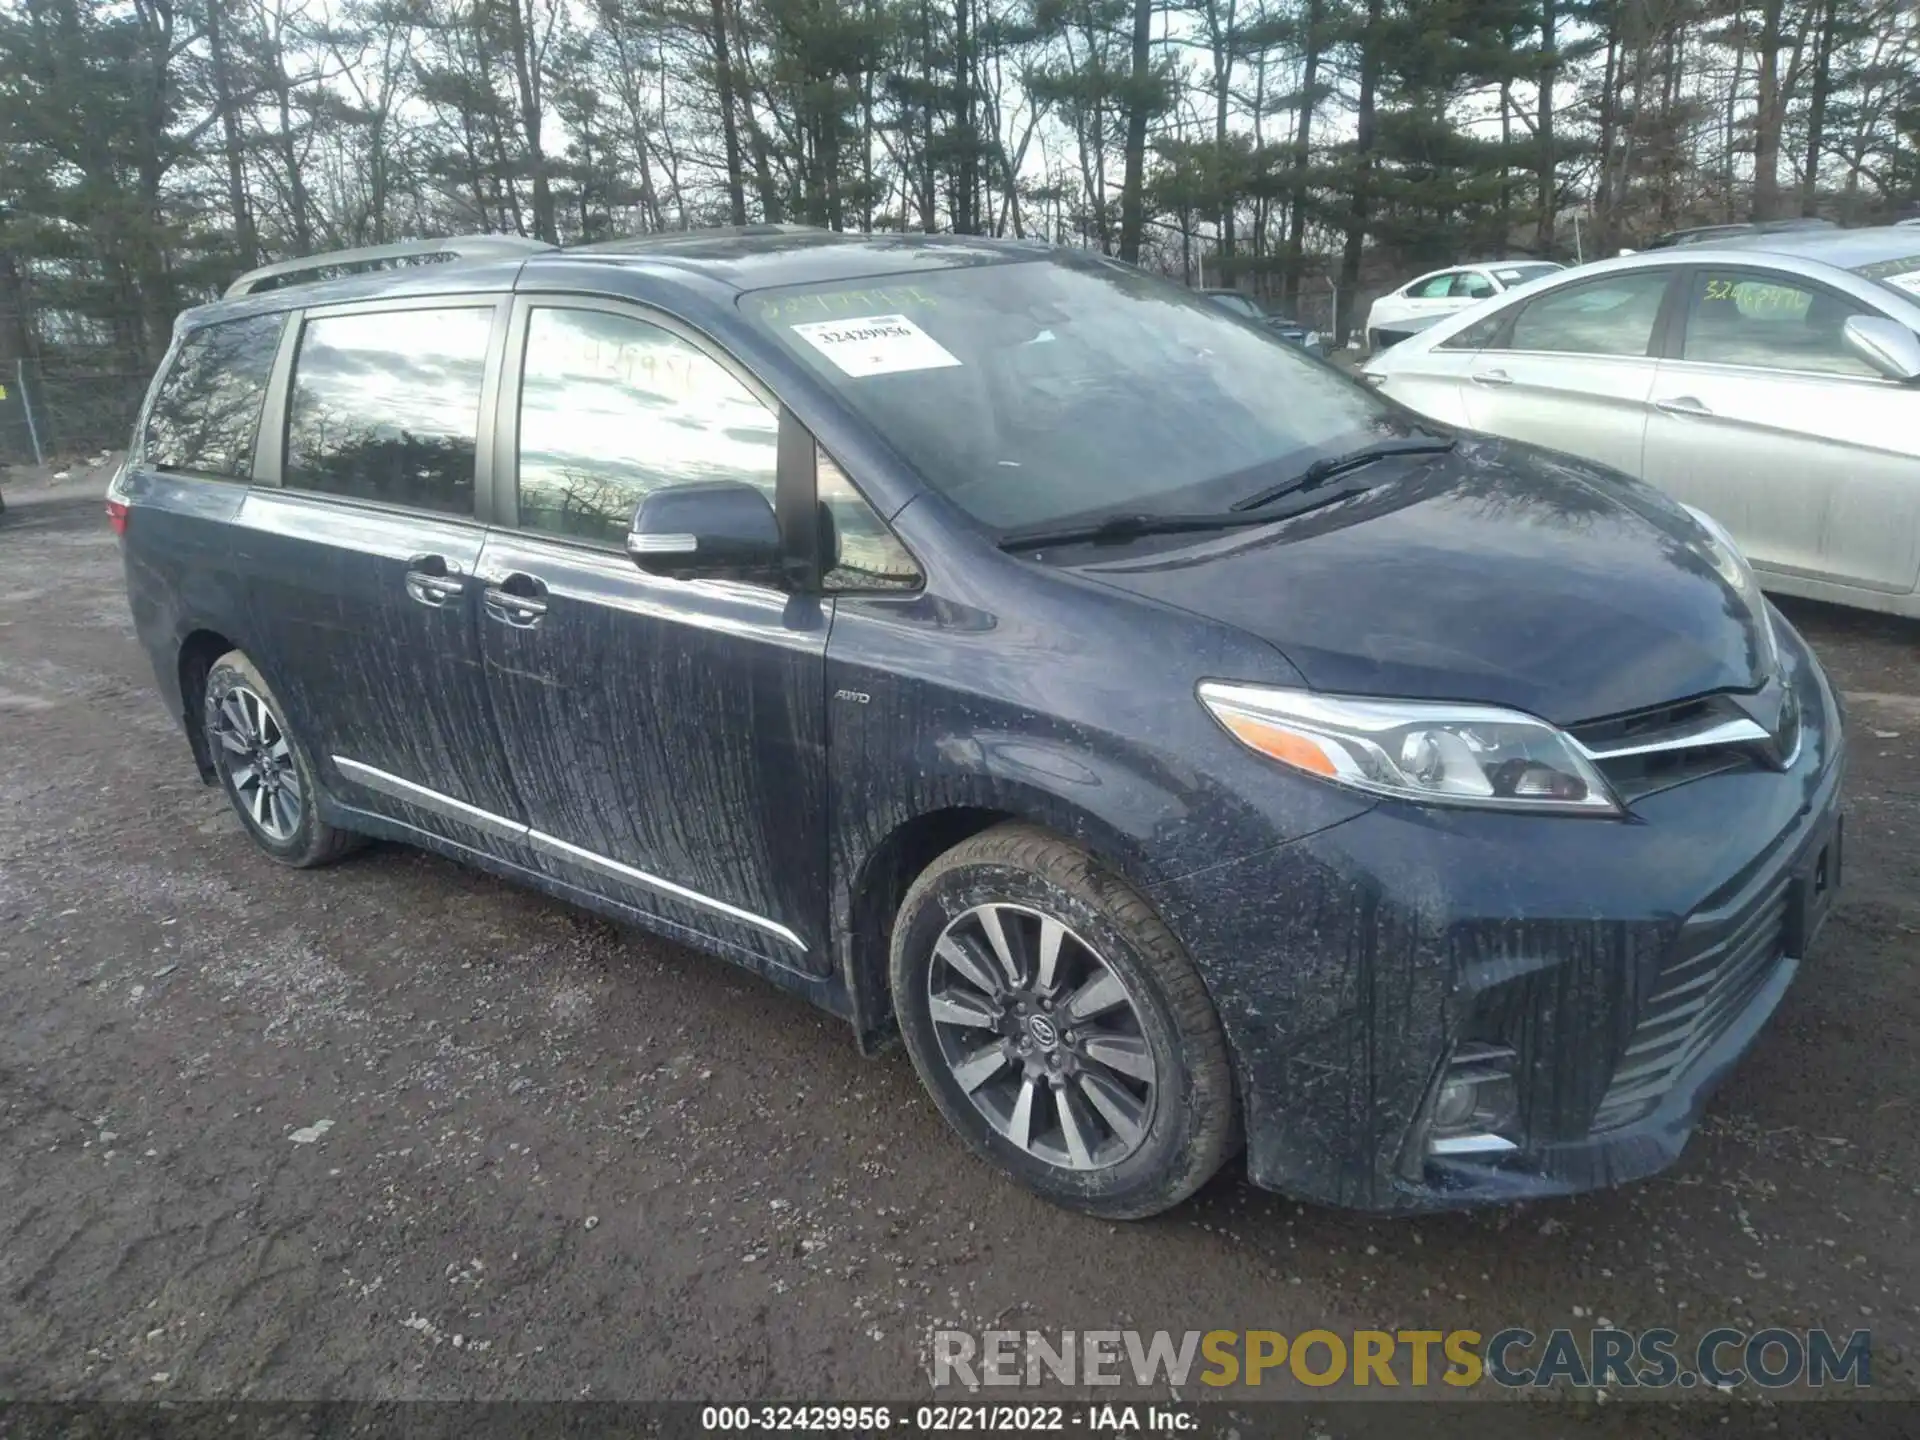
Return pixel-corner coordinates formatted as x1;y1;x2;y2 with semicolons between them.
1150;617;1846;1212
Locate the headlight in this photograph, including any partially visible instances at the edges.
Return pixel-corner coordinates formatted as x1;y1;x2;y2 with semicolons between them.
1302;331;1322;349
1198;683;1620;814
1680;504;1780;674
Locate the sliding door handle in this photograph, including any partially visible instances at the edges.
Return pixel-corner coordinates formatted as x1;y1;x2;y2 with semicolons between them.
404;554;467;608
482;572;550;628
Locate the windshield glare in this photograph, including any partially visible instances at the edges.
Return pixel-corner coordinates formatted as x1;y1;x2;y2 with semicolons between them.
744;257;1393;531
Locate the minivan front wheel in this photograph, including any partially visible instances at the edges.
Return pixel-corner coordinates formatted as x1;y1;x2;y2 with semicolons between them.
203;650;358;868
891;824;1237;1219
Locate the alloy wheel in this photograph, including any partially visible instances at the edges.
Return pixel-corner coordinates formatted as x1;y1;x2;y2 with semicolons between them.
926;902;1158;1171
208;684;304;841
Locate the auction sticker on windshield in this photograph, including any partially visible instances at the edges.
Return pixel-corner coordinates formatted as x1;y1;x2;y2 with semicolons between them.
790;313;962;377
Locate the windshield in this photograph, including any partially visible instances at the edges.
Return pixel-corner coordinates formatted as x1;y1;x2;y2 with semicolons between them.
1851;253;1920;305
743;256;1393;531
1491;262;1561;287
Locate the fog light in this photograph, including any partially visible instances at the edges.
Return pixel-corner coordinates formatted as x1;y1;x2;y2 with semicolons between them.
1434;1075;1482;1130
1427;1042;1518;1155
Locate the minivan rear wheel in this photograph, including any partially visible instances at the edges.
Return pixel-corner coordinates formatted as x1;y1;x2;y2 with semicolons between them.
203;650;359;868
890;823;1237;1219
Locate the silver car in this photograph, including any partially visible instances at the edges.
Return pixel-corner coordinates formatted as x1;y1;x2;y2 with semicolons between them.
1364;227;1920;618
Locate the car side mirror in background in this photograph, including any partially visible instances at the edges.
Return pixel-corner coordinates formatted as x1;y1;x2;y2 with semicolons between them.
627;481;783;582
1842;315;1920;382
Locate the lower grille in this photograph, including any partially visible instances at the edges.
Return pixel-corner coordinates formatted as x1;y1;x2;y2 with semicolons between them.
1592;874;1791;1131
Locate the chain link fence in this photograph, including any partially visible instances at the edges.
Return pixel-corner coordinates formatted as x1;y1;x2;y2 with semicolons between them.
0;357;150;467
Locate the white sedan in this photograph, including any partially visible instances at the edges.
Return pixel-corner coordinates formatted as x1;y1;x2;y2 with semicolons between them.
1362;226;1920;618
1363;261;1563;352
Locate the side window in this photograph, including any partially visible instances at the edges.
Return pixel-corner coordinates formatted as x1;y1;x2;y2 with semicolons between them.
143;313;284;478
516;307;778;547
1680;271;1881;377
1410;273;1458;299
819;449;921;592
1452;272;1497;300
284;306;492;515
1507;270;1671;356
1437;311;1509;351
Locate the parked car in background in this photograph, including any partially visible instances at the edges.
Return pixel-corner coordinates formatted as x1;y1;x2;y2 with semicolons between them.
1199;288;1326;354
111;226;1842;1220
1364;225;1920;617
1643;218;1838;250
1363;260;1563;353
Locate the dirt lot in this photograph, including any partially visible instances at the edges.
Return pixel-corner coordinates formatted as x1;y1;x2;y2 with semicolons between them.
2;461;1918;1418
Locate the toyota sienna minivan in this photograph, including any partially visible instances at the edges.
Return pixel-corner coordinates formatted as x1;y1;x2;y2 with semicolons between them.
111;226;1844;1218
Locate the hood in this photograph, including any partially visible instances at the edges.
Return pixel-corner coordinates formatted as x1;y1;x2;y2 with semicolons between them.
1066;438;1774;726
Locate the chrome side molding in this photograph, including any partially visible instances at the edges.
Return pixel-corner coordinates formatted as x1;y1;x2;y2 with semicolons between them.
330;756;805;952
525;829;806;952
334;756;525;843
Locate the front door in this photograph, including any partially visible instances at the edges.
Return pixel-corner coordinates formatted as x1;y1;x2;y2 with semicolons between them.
474;297;832;974
232;297;530;851
1642;266;1920;593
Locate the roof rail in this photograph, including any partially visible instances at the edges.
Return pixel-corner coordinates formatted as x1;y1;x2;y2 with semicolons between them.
225;234;556;298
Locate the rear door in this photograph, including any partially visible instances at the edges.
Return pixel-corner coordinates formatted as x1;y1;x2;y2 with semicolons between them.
231;296;530;851
471;296;834;973
1458;267;1674;478
1642;266;1920;592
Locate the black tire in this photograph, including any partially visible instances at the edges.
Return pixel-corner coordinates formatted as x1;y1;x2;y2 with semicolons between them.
1367;328;1387;356
890;822;1238;1219
202;650;360;868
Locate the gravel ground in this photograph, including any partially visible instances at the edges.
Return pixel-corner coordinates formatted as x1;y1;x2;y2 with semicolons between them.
2;460;1917;1421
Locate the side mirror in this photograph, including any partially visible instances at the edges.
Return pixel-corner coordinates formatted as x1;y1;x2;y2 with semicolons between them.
627;480;783;581
1843;314;1920;382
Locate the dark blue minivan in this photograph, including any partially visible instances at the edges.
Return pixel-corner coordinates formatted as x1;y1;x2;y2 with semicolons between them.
111;226;1845;1217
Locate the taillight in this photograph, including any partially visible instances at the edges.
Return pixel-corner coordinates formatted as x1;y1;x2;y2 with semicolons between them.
106;499;129;535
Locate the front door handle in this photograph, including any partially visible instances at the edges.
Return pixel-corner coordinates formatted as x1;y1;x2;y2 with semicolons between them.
482;572;550;628
1655;395;1713;417
1471;369;1513;387
404;554;467;608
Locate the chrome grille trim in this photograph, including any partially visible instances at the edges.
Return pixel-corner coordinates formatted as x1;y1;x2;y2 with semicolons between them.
1568;689;1799;803
1574;713;1770;761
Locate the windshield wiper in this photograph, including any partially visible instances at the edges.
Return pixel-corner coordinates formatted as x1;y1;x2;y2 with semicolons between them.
1231;433;1457;513
997;509;1292;553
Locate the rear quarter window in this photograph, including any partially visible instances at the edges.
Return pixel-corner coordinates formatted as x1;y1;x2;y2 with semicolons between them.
142;313;286;478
